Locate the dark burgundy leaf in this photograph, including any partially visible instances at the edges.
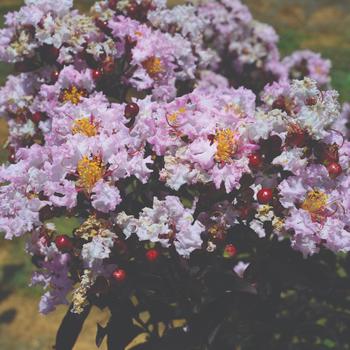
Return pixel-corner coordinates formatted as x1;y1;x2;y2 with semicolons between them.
96;323;108;348
55;303;91;350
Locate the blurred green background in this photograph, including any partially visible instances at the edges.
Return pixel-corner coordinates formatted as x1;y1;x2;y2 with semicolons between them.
0;0;349;349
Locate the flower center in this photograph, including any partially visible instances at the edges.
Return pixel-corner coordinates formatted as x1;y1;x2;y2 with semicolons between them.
72;118;97;137
142;56;163;77
75;215;105;239
60;86;88;105
167;106;186;124
214;128;238;163
224;103;245;117
77;156;104;191
301;189;328;214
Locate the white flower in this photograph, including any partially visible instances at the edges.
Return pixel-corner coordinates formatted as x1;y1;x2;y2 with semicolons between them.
116;196;204;257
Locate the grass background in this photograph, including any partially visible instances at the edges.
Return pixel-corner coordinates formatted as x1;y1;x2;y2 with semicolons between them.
0;0;349;349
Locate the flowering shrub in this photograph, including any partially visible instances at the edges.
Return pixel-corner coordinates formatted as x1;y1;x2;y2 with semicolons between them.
1;0;350;349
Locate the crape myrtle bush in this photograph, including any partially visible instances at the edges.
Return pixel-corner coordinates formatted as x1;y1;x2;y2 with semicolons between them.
0;0;350;349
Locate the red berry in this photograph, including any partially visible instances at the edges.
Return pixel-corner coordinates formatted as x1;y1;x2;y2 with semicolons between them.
146;248;159;262
127;3;139;17
224;244;237;258
8;147;16;164
248;153;262;168
92;69;103;81
95;19;107;30
112;268;126;282
124;102;139;119
31;112;45;123
257;188;273;204
55;235;73;252
51;70;59;83
95;19;111;35
108;0;118;9
327;162;342;178
8;154;16;164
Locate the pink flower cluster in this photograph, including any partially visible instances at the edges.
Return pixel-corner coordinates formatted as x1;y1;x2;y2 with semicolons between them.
0;0;347;315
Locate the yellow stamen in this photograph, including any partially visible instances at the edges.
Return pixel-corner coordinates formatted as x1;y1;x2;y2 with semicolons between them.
167;107;186;124
301;189;328;214
75;215;106;240
258;205;273;217
61;86;88;105
77;156;104;191
214;128;238;163
142;56;163;77
208;224;226;238
72;118;97;137
272;217;284;231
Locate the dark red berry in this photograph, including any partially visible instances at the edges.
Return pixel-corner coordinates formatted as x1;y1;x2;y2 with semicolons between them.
8;147;16;164
257;188;273;204
92;69;103;81
51;70;59;83
55;235;73;252
112;268;126;282
248;153;262;168
95;19;111;34
31;112;45;124
127;3;139;17
146;248;159;262
108;0;118;9
124;102;139;119
327;162;342;178
224;244;237;258
8;154;16;164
